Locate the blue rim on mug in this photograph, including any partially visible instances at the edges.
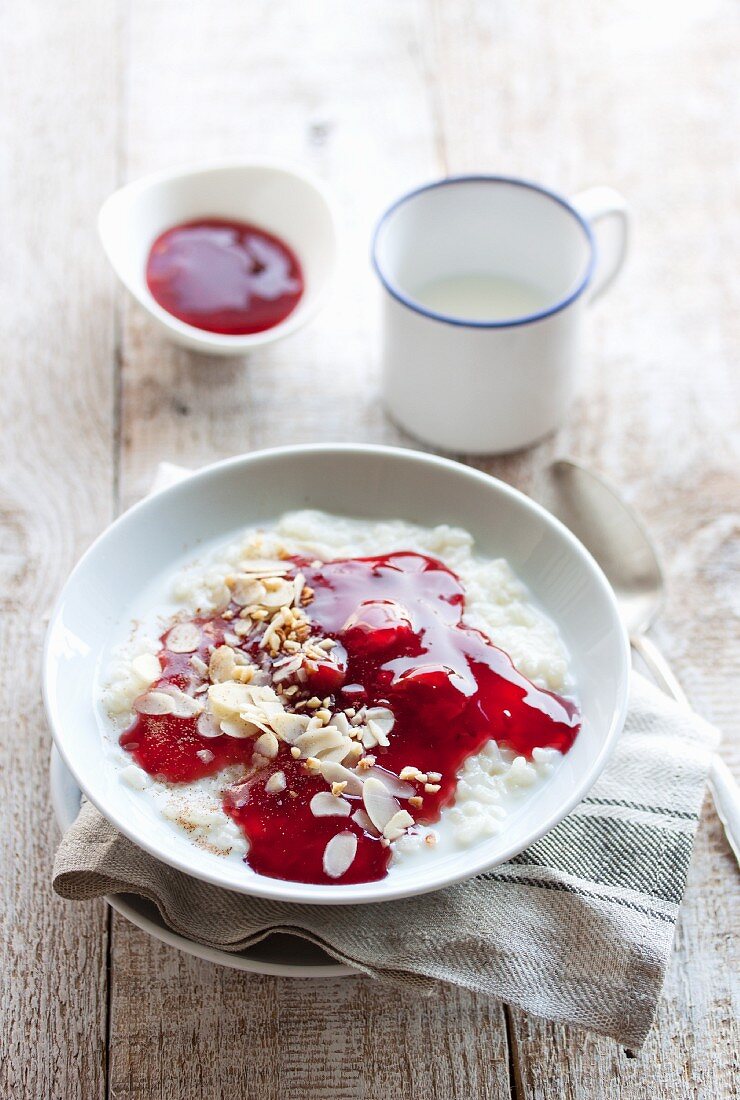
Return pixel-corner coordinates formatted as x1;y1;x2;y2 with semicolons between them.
370;175;597;329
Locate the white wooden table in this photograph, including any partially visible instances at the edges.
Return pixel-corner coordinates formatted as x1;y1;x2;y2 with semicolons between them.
2;2;738;1096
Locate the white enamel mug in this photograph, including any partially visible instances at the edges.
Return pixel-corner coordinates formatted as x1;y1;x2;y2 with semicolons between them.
372;176;628;454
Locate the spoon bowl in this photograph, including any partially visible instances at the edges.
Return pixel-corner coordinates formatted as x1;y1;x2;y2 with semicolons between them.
542;457;740;867
541;460;664;636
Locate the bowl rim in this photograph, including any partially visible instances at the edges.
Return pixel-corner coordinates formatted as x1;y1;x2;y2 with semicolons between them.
43;443;631;905
97;159;338;351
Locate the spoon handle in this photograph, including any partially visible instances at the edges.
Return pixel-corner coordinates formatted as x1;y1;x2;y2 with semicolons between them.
631;632;740;868
631;633;690;707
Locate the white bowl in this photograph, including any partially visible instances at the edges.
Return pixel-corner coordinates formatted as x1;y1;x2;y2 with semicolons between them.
43;445;630;905
98;161;337;355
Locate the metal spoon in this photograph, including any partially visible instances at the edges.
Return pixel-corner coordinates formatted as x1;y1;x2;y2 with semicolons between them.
541;458;739;865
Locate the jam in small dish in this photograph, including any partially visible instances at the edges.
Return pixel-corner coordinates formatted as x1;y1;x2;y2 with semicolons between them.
146;218;303;335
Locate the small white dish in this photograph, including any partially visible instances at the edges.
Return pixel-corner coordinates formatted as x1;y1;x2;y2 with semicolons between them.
98;161;337;355
43;444;629;905
50;746;352;977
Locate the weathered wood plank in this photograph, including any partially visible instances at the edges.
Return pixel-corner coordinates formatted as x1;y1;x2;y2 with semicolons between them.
109;2;512;1097
0;2;122;1097
428;0;739;1094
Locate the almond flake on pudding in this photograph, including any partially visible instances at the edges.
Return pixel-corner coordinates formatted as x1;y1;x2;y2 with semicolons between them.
119;764;152;790
361;767;414;798
131;653;161;686
165;621;201;653
294;726;352;761
351;808;380;836
270;711;310;743
190;654;208;678
319;760;364;796
196;712;222;738
362;776;400;833
322;832;358;878
228;575;267;607
208;645;237;683
310;792;352;817
237;559;288;576
265;770;287;793
254;731;279;759
382;809;415;841
133;690;176;716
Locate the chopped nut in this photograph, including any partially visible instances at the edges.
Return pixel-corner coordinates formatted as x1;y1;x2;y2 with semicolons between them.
399;766;422;782
424;832;437;847
424;783;441;794
331;781;348;797
356;754;376;771
427;771;442;782
290;746;301;758
409;795;424;809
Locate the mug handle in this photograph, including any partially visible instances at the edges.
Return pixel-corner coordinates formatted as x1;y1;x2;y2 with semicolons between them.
570;186;629;303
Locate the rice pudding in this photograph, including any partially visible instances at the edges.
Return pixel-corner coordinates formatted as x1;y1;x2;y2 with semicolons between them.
102;511;579;884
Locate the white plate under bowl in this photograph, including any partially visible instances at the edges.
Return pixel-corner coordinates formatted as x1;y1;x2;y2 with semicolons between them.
50;745;353;977
43;444;630;905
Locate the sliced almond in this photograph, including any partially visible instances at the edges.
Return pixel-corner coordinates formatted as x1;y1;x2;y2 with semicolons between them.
382;809;414;841
219;717;257;739
362;776;400;833
238;559;288;575
229;576;267;607
319;739;355;764
292;572;306;606
131;652;161;686
322;832;357;878
208;680;255;719
365;706;395;736
319;761;364;796
351;808;380;836
294;726;349;760
254;731;279;759
331;712;353;737
269;711;310;744
259;579;296;608
208;645;237;683
361;766;414;799
165;622;202;653
196;712;222;739
265;770;287;793
189;654;208;678
310;792;352;818
133;690;175;716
